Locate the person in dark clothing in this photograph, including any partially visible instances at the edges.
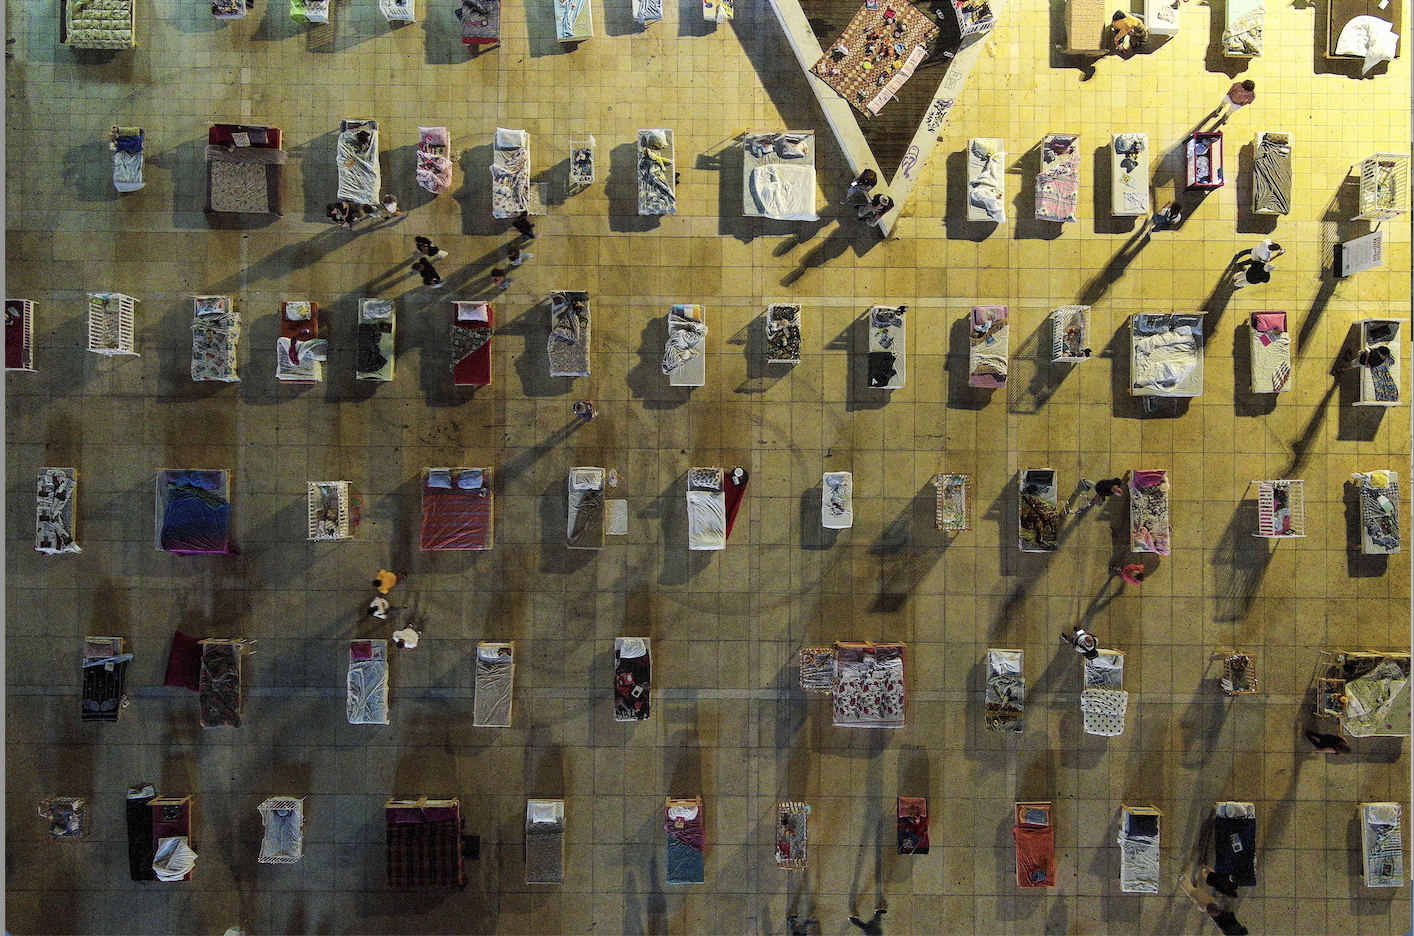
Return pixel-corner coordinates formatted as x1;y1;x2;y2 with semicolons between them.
512;212;536;238
1333;345;1393;375
1180;868;1248;935
786;913;818;935
848;908;886;934
411;258;443;287
414;236;447;261
1305;729;1351;753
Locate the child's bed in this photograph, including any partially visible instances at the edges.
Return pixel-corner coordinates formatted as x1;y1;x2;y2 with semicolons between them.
82;636;129;721
1052;305;1091;362
1252;132;1291;215
1130;469;1171;555
569;135;595;186
458;0;500;42
199;639;246;728
111;126;144;193
526;800;565;884
867;305;906;390
1018;469;1059;552
452;301;493;387
766;303;802;364
832;642;906;728
951;0;995;36
337;120;380;207
385;798;467;888
473;642;514;727
1083;650;1128;737
1353;470;1400;554
150;795;196;882
1249;311;1290;393
308;480;351;541
1131;313;1203;397
1064;0;1107;51
348;640;389;725
822;471;853;529
87;291;139;356
743;132;818;221
380;0;414;20
664;304;707;387
206;125;286;216
967;138;1007;222
63;0;136;48
1118;805;1162;893
935;473;971;531
1254;479;1304;537
191;295;240;382
1111;133;1150;216
632;0;661;26
638;129;676;216
357;299;395;381
421;468;493;550
1036;133;1080;223
1214;802;1256;887
1222;0;1264;55
776;801;810;869
156;469;232;555
897;797;929;855
1361;802;1404;887
278;301;324;383
417;127;453;195
1355;319;1401;406
665;797;705;884
687;467;726;550
555;0;592;39
548;291;590;377
258;798;304;864
1221;652;1259;695
568;467;606;549
7;298;34;372
985;648;1024;732
491;128;530;218
1184;131;1224;189
614;637;651;721
37;467;80;554
1014;802;1056;887
969;305;1009;387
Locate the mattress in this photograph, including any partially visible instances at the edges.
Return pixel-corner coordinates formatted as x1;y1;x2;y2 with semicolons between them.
191;296;240;382
417;127;453;195
337;119;380;206
1036;133;1080;223
1081;687;1129;736
766;303;802;363
638;129;676;216
555;0;592;39
1018;469;1059;552
64;0;135;48
665;799;705;884
1214;802;1257;887
348;640;390;725
743;132;818;221
358;299;395;381
458;0;501;42
127;787;156;880
548;291;590;377
822;471;853;529
82;636;128;721
1329;0;1403;61
1111;133;1150;216
776;802;810;869
156;469;232;555
664;304;707;386
258;798;304;864
199;641;243;728
1223;0;1264;55
967;138;1007;222
1131;313;1203;396
1361;802;1403;887
568;467;605;549
1358;320;1401;405
112;128;144;192
1130;469;1171;555
1118;808;1161;893
37;467;80;554
452;302;493;387
1252;132;1292;215
526;800;565;884
491;128;530;218
1250;311;1290;393
205;144;286;215
897;797;929;855
385;800;466;888
473;642;514;727
832;642;906;728
420;468;493;550
614;637;651;721
278;301;324;383
969;305;1008;387
687;467;726;550
1065;0;1107;51
1014;803;1055;887
867;305;906;389
935;473;970;531
985;648;1024;732
1343;656;1411;736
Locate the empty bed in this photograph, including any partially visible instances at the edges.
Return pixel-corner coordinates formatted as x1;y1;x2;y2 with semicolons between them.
743;132;818;221
832;642;906;728
777;802;811;869
567;467;606;549
969;305;1008;387
198;639;247;728
1252;132;1291;215
1249;311;1290;393
277;301;325;383
63;0;136;47
1052;305;1091;362
1255;479;1304;537
935;473;971;531
1036;133;1080;223
687;467;727;550
766;303;802;364
638;129;676;215
1118;805;1162;893
347;640;389;725
967;139;1007;222
1353;470;1399;554
457;0;500;42
1111;133;1150;216
385;798;467;888
258;798;305;864
7;298;34;372
897;797;929;855
110;126;144;193
156;469;232;555
417;126;453;195
526;800;565;884
1355;319;1400;406
1131;313;1203;397
82;636;129;721
473;642;514;727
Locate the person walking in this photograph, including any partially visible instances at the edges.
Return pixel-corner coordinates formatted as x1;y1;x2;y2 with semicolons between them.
507;245;534;268
380;193;406;219
1150;202;1184;231
412;258;443;288
1249;238;1284;265
1060;626;1101;660
491;267;510;290
368;595;391;619
1179;869;1249;935
512;212;537;238
1230;261;1272;289
392;626;420;649
372;570;401;594
414;236;447;262
1069;477;1125;514
1212;79;1256;124
1111;562;1145;585
857;193;894;226
573;401;595;422
843;168;878;204
848;908;887;934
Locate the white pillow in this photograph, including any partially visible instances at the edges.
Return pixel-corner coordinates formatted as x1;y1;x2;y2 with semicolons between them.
427;469;452;489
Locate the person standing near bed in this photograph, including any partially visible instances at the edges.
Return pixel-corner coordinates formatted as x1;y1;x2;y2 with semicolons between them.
1212;79;1256;124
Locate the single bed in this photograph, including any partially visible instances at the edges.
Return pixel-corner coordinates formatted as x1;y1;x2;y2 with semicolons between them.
665;797;705;884
632;0;662;25
1214;802;1256;887
1336;652;1411;737
832;641;906;728
555;0;592;39
1254;479;1304;537
37;467;80;555
897;797;929;855
664;304;707;387
968;138;1007;222
457;0;500;42
82;636;129;722
1353;470;1400;554
258;798;305;864
7;298;34;371
526;800;565;884
1052;305;1091;362
348;640;390;725
385;798;467;888
111;126;144;193
337;120;380;207
822;471;853;529
452;301;493;387
278;301;325;383
1355;319;1401;406
290;0;330;22
548;291;590;377
1015;802;1056;887
191;295;240;382
1130;469;1171;555
766;303;802;364
309;480;352;541
1019;469;1059;552
474;642;515;727
986;648;1024;733
1083;650;1128;737
614;637;652;721
1143;0;1180;35
1361;802;1404;887
63;0;135;48
867;305;906;389
969;305;1009;387
1331;5;1402;72
213;0;246;19
206;125;286;216
935;473;971;531
1036;133;1080;223
151;796;196;882
421;468;493;550
638;129;676;216
569;135;596;185
417;127;453;195
1252;132;1291;215
1111;133;1150;216
1118;805;1162;893
1223;0;1264;55
1131;313;1203;397
568;467;606;549
1249;311;1290;393
199;639;246;728
1185;131;1224;189
358;298;395;381
156;469;232;555
491;128;531;218
743;132;818;221
776;801;811;869
1065;0;1107;52
687;467;726;550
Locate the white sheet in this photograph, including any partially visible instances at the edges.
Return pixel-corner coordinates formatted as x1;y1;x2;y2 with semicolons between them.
555;0;591;39
1132;315;1203;396
822;472;853;529
337;120;380;206
113;151;144;192
1118;821;1160;892
687;490;726;550
347;648;389;725
751;165;818;221
967;138;1007;222
1250;318;1290;393
1111;133;1150;216
491;128;531;218
1337;16;1401;73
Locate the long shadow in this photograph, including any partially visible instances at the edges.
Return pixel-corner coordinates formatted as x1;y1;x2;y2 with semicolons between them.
1007;316;1070;415
608;142;661;233
537;475;596;574
626;319;690;410
247;0;300;41
1090;142;1137;236
1047;0;1099;79
943;149;999;241
944;315;988;410
781;221;882;287
1231;320;1278;418
1010;139;1064;241
1280;381;1336;476
733;312;792;395
454;145;507;237
1209;495;1276;623
1233;141;1279;235
867;480;943;612
801;485;840;550
60;139;119;203
1334;323;1388;442
1202;3;1252;76
1297;176;1365;352
525;0;571;57
709;134;756;242
508;297;573;399
1077;219;1149;307
383;143;438;213
676;0;715;37
289;129;341;224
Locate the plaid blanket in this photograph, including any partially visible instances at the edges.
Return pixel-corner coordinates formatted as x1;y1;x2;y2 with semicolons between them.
386;818;466;887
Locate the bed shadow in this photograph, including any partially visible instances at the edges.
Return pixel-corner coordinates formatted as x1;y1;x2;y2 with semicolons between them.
508;297;577;398
800;485;839;550
454;145;506;237
303;5;394;52
608;142;662;233
289;129;341;224
707;135;757;243
247;1;300;41
1090;142;1139;236
1233;141;1280;235
945;315;987;410
942;149;997;241
1010;140;1064;241
732;313;792;395
655;472;714;586
1231;320;1278;417
779;221;882;287
626;318;691;409
60;139;119;203
1202;3;1252;76
1009;315;1076;415
422;7;493;63
1047;0;1100;79
1209;496;1276;623
830;314;887;412
602;0;641;34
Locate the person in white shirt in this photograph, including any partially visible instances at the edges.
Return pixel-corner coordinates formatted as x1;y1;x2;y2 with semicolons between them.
392;627;419;649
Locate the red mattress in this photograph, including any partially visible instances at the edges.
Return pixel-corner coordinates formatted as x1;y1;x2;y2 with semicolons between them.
208;124;282;149
386;802;466;888
1014;804;1056;887
724;471;747;540
453;305;493;387
5;301;29;369
420;470;493;550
